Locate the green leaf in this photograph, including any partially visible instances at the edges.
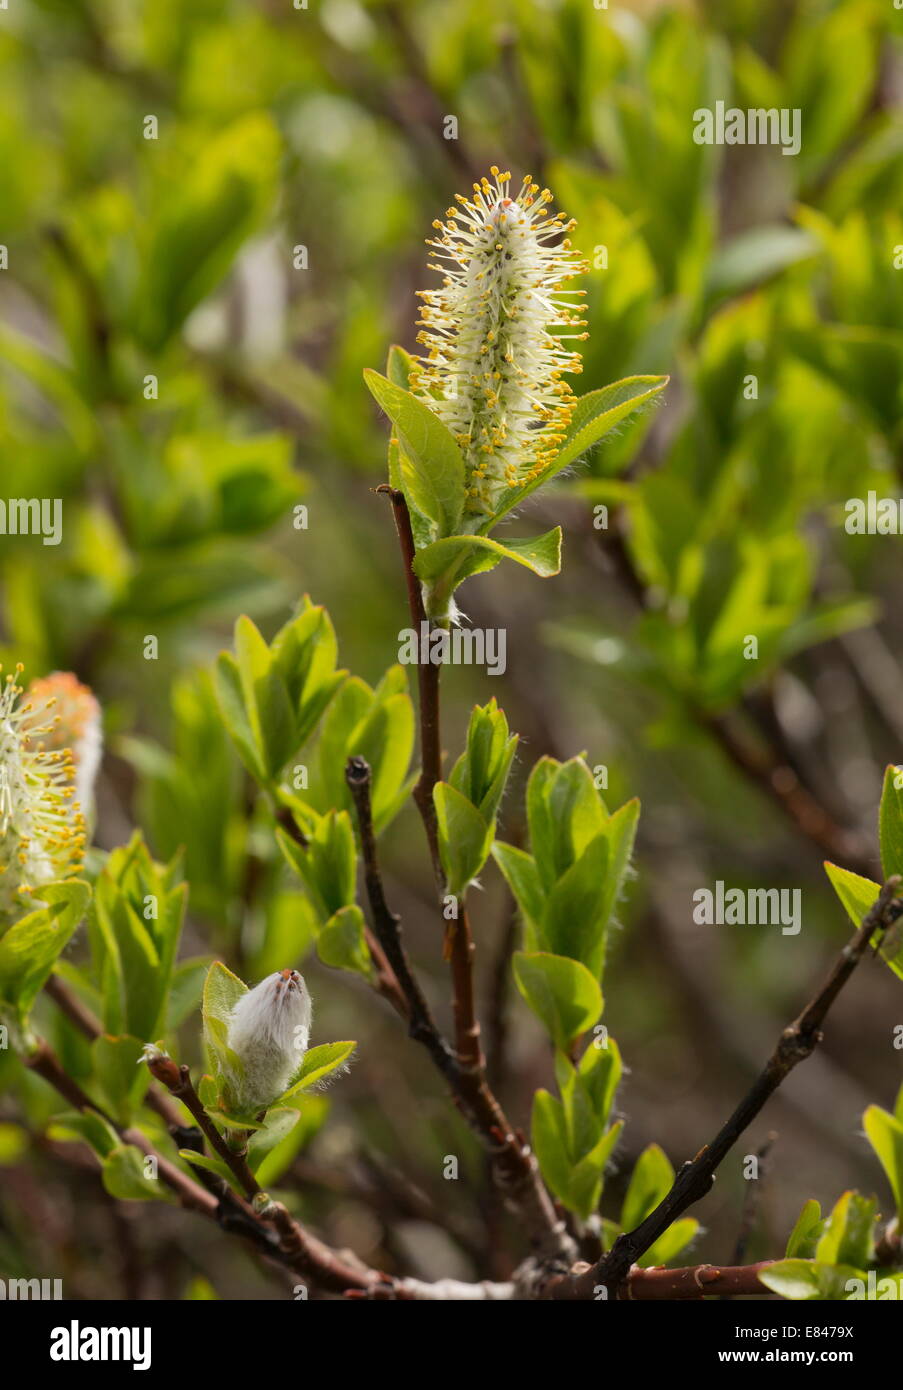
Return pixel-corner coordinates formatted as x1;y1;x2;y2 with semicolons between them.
879;765;903;881
214;650;267;783
758;1260;868;1302
824;862;881;927
412;528;562;615
88;836;187;1043
823;861;903;980
317;906;372;978
364;369;465;536
46;1110;119;1160
102;1145;175;1203
202;961;248;1092
269;599;345;748
541;833;609;973
531;1089;572;1207
863;1104;903;1223
642;1218;700;1269
621;1143;674;1232
247;1106;302;1170
138;113;281;351
277;810;357;922
234;615;296;782
386;344;415;389
203;961;247;1024
254;1096;330;1188
0;881;91;1025
757;1259;822;1301
815;1191;876;1269
434;783;494;897
448;699;518;824
491;843;546;945
513;951;603;1052
280;1041;357;1101
493;377;669;520
528;757;606;892
578;1036;622;1125
785;1199;824;1259
570;1122;623;1221
179;1149;239;1191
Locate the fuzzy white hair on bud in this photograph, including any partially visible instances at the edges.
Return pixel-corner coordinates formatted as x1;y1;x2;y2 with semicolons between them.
410;167;589;518
226;969;312;1113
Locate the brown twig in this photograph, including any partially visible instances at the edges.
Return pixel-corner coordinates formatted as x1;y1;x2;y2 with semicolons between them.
345;756;459;1083
345;754;570;1258
619;1260;776;1301
146;1057;261;1197
44;973;184;1129
25;1039;216;1216
546;877;903;1297
33;1034;391;1293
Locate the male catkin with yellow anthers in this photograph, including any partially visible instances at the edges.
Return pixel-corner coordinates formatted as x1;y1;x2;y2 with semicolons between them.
410;167;589;518
0;664;88;920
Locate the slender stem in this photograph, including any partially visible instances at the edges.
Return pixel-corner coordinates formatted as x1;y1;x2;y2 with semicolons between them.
448;904;483;1073
30;1035;387;1292
26;1039;216;1216
345;755;570;1259
147;1059;261;1197
346;756;459;1083
377;485;443;887
377;488;571;1256
552;877;903;1297
44;972;183;1129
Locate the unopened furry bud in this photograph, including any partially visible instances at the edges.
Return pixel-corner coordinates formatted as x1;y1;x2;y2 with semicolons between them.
226;969;311;1114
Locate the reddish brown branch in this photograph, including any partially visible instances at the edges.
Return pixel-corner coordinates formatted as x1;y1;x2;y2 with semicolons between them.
29;1034;387;1294
146;1057;261;1196
622;1261;776;1301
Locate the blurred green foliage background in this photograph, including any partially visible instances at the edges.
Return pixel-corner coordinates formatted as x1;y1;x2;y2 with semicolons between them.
1;0;902;1297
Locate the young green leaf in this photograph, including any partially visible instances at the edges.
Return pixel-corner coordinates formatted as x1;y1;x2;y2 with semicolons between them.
280;1040;357;1100
433;783;494;897
364;369;465;536
785;1199;824;1259
513;951;603;1052
317;905;373;978
863;1103;903;1223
